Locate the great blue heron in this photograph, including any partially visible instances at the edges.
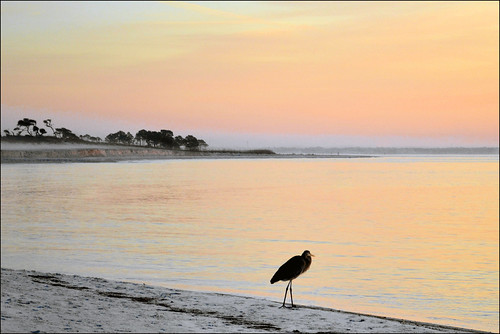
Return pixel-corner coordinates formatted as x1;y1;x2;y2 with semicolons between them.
270;250;314;308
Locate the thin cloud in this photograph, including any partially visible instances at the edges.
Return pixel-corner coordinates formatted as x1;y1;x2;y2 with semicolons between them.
162;1;291;30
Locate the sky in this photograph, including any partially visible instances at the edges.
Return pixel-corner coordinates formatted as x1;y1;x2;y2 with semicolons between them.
1;1;498;148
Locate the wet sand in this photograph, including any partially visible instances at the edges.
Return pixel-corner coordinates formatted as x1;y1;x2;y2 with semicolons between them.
1;268;489;333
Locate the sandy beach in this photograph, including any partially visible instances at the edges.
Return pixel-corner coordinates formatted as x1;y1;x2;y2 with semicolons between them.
1;268;489;333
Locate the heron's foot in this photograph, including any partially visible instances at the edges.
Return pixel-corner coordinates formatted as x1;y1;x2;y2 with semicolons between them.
279;304;297;309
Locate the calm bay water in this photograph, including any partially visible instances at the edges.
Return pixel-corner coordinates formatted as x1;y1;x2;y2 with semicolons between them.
1;155;498;332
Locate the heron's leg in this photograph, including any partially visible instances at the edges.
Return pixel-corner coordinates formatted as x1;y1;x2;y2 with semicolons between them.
280;281;291;308
290;280;294;307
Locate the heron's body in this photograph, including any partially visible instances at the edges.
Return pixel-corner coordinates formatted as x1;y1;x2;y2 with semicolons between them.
270;250;313;308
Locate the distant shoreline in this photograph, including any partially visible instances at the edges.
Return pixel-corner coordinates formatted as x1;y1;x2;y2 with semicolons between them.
272;146;499;155
0;137;376;163
2;139;497;164
0;147;373;163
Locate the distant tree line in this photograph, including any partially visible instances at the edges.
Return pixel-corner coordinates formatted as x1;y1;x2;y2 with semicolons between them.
104;129;207;150
3;118;83;141
2;118;208;151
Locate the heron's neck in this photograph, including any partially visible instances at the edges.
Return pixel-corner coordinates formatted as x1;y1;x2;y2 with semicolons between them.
302;255;312;273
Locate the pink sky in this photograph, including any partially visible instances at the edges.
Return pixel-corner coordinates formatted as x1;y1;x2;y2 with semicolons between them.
1;2;498;147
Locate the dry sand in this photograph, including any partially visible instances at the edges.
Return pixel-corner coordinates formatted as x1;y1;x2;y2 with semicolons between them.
1;268;489;333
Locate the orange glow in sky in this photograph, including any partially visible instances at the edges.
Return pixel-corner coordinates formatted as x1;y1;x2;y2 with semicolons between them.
1;1;498;147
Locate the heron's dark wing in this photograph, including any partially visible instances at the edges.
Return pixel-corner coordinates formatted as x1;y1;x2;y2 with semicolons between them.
270;255;306;284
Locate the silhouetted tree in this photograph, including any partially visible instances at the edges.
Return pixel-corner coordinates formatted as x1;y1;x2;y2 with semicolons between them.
105;131;134;145
184;135;200;151
3;117;209;149
56;127;79;141
105;133;117;143
125;132;134;145
159;129;178;149
134;129;180;148
80;134;101;142
174;135;185;149
198;139;208;150
16;118;37;136
33;126;47;136
135;129;149;146
106;131;120;144
160;129;173;137
43;119;56;136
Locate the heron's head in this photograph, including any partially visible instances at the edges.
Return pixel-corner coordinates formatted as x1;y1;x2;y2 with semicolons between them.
302;250;315;258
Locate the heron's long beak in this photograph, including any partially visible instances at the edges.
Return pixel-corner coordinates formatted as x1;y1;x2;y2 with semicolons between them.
311;253;315;257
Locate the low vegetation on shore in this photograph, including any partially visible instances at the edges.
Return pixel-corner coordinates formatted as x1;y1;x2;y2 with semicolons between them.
2;117;276;155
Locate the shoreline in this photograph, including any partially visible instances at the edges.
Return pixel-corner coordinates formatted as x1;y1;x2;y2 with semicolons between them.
1;268;490;333
1;147;374;163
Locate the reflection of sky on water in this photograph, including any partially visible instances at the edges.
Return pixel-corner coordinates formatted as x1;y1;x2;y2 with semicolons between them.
1;157;498;332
